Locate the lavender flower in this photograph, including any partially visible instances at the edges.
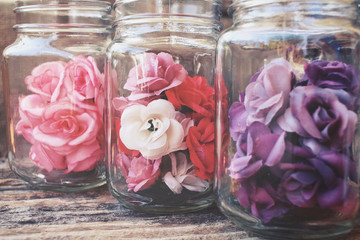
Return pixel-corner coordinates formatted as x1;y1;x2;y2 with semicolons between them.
244;58;295;125
229;122;286;181
229;92;247;141
237;179;290;223
278;85;357;150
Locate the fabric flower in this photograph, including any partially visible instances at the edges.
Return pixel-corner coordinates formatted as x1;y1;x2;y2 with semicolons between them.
165;76;215;120
229;92;247;141
126;156;161;192
119;99;186;160
278;151;357;210
277;85;357;150
52;56;104;111
244;58;295;125
24;61;66;100
186;118;215;180
163;152;209;194
300;60;359;95
229;122;286;181
237;179;290;223
32;100;101;154
15;94;47;144
116;152;132;178
64;141;103;173
29;142;66;172
124;52;188;101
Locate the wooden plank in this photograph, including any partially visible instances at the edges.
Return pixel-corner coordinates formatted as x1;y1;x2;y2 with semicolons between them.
1;157;360;239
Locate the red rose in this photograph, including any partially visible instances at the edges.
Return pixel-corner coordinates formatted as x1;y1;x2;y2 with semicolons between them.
166;76;215;119
186;118;215;180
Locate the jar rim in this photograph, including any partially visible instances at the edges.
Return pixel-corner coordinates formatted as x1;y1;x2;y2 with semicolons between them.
15;0;111;13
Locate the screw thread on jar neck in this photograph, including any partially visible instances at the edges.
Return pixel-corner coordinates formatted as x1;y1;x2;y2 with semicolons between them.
230;0;357;29
113;0;222;39
14;0;112;33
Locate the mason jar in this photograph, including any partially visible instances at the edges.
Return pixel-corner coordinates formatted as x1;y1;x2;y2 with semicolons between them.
106;0;221;214
2;0;112;192
215;0;360;239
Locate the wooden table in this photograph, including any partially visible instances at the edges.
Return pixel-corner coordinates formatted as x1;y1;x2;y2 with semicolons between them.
0;158;360;240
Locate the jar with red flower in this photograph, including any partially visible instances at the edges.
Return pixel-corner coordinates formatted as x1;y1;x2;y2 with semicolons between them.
215;0;360;239
106;0;221;213
2;0;112;192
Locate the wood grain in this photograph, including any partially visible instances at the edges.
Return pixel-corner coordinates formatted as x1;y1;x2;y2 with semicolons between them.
1;158;360;240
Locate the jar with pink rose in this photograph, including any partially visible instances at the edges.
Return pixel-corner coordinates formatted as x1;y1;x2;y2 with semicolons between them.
106;0;222;213
2;0;112;192
215;0;360;239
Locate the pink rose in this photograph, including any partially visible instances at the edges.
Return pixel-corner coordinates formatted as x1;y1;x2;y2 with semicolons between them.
15;94;47;144
32;100;103;165
52;56;104;112
65;141;103;173
29;142;66;172
112;96;149;113
18;94;46;127
126;156;161;192
245;58;295;125
25;61;66;100
116;152;132;178
124;52;188;101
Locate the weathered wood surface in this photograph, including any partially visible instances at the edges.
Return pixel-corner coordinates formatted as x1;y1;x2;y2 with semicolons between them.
0;158;253;239
1;158;360;240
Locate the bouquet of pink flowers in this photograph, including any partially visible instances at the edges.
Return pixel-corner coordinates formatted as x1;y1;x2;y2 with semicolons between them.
16;56;105;173
114;52;215;194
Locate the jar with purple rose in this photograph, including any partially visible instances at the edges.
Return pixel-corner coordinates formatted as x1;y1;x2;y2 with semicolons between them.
215;0;360;238
2;0;112;192
106;0;221;213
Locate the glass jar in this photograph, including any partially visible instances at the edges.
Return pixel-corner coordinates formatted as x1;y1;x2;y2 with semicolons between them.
106;0;221;213
215;0;360;239
2;0;112;192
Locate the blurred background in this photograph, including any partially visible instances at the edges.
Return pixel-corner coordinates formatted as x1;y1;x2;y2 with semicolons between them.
0;0;232;158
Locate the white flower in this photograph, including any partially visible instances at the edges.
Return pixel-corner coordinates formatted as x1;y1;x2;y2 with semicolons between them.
163;152;209;194
119;99;186;160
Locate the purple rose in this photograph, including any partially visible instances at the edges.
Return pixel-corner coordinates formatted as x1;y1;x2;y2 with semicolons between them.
278;151;357;210
278;85;357;150
229;122;286;181
244;58;295;125
237;179;290;223
229;92;247;141
301;60;359;95
299;60;360;110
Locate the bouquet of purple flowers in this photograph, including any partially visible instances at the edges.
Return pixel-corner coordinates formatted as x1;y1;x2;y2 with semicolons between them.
228;58;360;223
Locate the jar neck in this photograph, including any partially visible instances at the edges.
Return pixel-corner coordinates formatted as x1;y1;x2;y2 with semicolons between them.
231;0;358;29
113;0;222;41
14;0;112;33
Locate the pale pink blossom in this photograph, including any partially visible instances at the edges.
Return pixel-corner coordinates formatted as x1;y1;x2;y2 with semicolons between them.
112;96;149;113
124;52;188;100
29;142;66;172
163;152;209;194
52;56;104;112
15;94;47;144
25;61;66;100
126;156;161;192
245;58;294;125
119;99;186;160
32;100;100;153
65;141;103;173
18;94;46;127
174;112;194;137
